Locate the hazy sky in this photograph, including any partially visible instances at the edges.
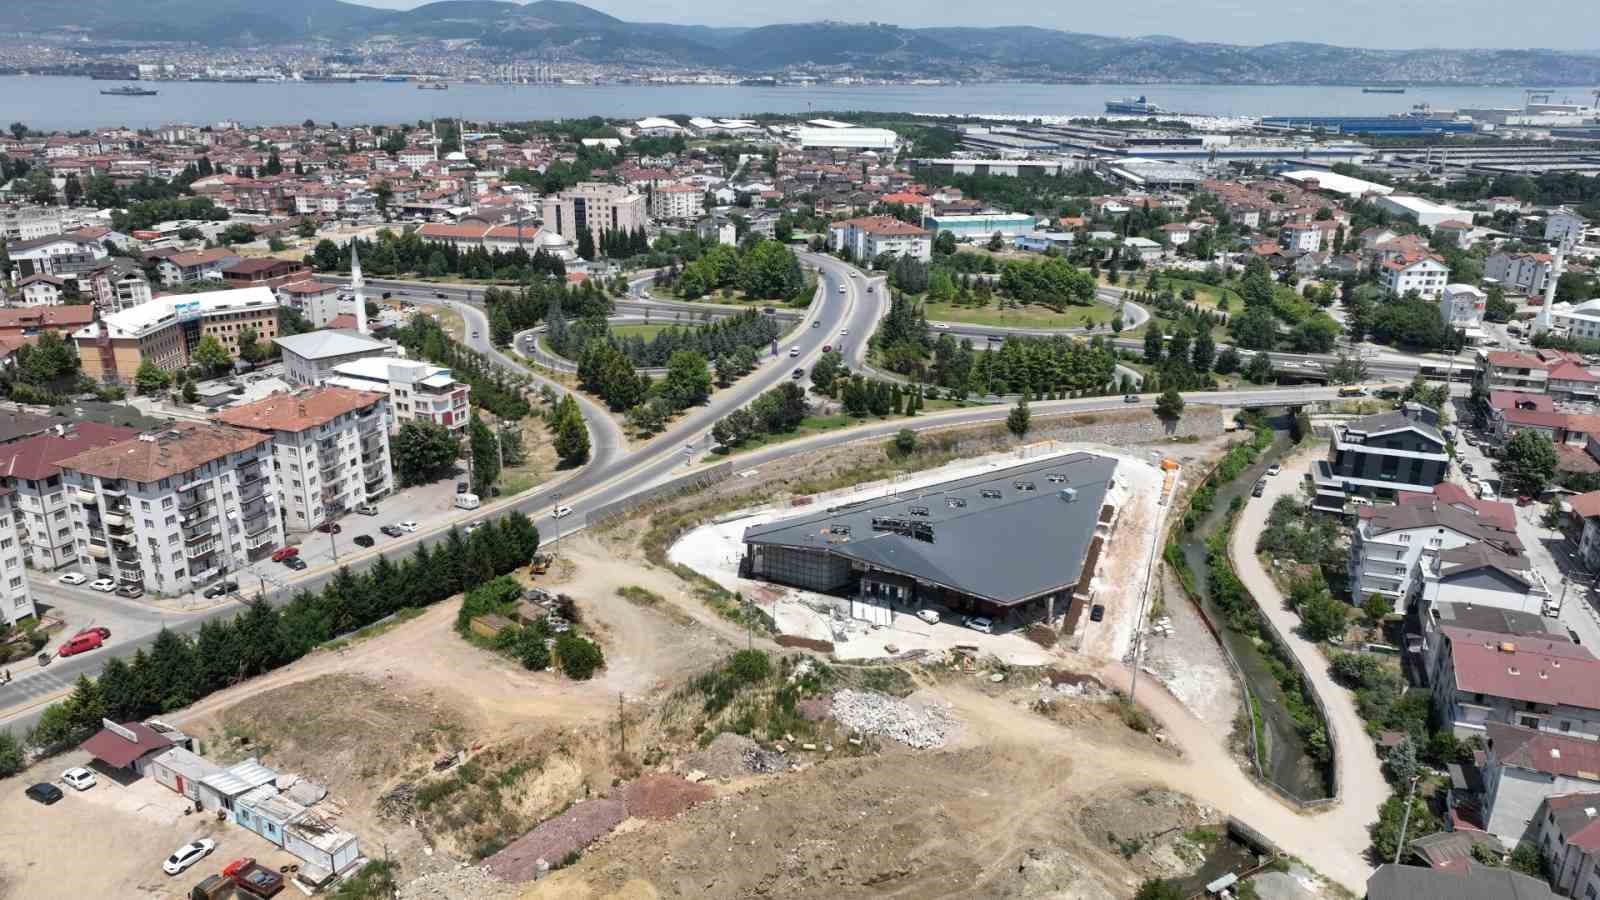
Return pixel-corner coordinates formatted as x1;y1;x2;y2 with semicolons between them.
346;0;1600;50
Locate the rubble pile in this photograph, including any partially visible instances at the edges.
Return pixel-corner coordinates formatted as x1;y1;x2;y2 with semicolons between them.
398;863;519;899
741;746;788;773
830;689;956;749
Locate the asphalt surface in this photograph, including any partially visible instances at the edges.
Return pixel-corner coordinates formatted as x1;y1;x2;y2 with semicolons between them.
0;258;1401;738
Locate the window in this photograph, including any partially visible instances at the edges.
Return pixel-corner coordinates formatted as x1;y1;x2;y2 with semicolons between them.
8;577;19;589
1562;721;1573;732
170;551;182;562
161;498;173;509
141;500;152;511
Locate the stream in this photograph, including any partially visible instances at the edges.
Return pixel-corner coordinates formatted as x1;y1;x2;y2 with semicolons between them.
1172;417;1332;802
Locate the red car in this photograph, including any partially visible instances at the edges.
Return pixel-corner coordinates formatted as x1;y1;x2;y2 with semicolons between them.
270;546;299;563
75;626;111;641
1517;495;1536;507
57;631;103;657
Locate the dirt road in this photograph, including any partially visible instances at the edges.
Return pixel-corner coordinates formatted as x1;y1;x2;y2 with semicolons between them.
1227;445;1387;891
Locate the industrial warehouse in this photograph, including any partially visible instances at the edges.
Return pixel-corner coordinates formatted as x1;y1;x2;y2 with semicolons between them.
740;453;1119;629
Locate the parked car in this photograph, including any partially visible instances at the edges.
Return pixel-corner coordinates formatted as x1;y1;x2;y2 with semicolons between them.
229;859;284;898
190;874;234;900
270;546;298;563
554;506;573;519
163;838;216;876
916;609;940;625
76;626;110;641
25;783;62;805
353;534;375;548
316;522;342;534
61;767;96;791
355;503;379;516
89;577;115;593
58;631;104;657
397;520;418;533
1251;479;1267;498
58;572;86;585
283;557;308;571
463;522;483;534
964;615;993;634
1266;464;1282;476
1090;604;1106;622
114;585;143;599
202;581;238;599
380;525;403;538
1123;394;1139;403
456;482;468;494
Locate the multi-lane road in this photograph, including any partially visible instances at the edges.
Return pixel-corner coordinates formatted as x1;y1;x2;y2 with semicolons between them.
0;255;1405;737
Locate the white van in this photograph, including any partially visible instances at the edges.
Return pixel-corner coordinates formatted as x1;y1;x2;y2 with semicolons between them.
455;492;481;510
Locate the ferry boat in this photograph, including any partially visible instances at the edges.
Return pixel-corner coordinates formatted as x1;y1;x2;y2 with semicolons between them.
1362;87;1406;94
1105;95;1166;114
100;84;159;96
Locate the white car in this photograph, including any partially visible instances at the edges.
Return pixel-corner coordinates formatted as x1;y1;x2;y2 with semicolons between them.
916;609;940;625
554;505;574;519
397;520;419;533
1266;464;1282;477
58;573;86;585
934;323;949;329
61;767;96;791
89;578;116;593
839;329;849;336
964;616;994;634
162;838;215;876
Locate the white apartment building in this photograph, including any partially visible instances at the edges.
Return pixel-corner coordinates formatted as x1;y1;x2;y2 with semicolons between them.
0;423;138;571
324;357;471;433
0;205;64;242
828;215;933;262
540;182;647;250
216;387;393;534
1486;251;1555;295
275;330;397;387
1547;208;1586;245
0;490;36;624
1349;498;1522;613
1439;283;1487;329
58;423;285;597
1279;221;1324;253
649;183;703;222
1378;255;1450;298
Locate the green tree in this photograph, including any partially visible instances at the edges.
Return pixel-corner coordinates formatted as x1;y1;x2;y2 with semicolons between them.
893;428;918;455
134;359;172;395
1363;592;1391;625
1328;354;1370;385
663;350;712;409
0;731;22;777
1300;592;1349;643
468;414;500;497
1244;351;1276;384
555;633;604;680
374;181;393;220
191;334;232;374
1370;792;1439;862
1385;736;1420;785
1191;327;1215;372
552;394;590;466
1007;393;1031;437
810;350;843;395
576;229;596;261
1143;322;1165;364
1502;429;1558;495
1154;387;1185;421
1133;879;1184;900
237;326;266;364
390;420;460;485
1214;346;1241;375
181;380;200;404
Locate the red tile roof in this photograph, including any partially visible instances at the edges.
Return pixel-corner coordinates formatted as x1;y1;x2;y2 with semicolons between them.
0;423;139;481
1445;628;1600;709
0;305;96;332
1550;362;1600;383
1399;483;1516;531
215;386;384;434
57;422;270;483
1489;722;1600;780
80;722;172;768
1570;490;1600;519
1544;793;1600;851
1485;351;1550;370
831;215;929;237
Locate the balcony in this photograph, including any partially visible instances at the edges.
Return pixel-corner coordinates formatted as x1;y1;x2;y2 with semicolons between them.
240;480;266;503
241;497;269;519
178;487;212;511
99;482;126;497
246;530;275;551
183;521;219;543
101;512;127;529
74;488;96;504
238;465;267;488
117;567;143;584
113;545;139;563
85;543;108;560
244;512;273;537
184;538;218;559
108;528;135;545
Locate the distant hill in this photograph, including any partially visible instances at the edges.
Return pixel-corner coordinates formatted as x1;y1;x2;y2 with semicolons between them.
12;0;1600;84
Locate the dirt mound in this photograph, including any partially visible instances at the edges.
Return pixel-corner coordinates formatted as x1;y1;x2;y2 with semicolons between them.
684;732;760;780
775;635;833;652
485;798;628;882
796;696;832;722
619;775;713;820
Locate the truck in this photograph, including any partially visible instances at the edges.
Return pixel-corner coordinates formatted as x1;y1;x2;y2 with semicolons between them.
189;874;235;900
222;859;283;899
454;492;481;510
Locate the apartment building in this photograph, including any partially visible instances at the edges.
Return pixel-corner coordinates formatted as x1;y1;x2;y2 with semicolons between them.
1547;208;1587;245
1378;254;1450;298
540;182;646;249
155;248;240;287
1432;628;1600;742
1348;494;1522;612
1486;251;1555;295
323;357;471;433
275;330;396;387
1480;724;1600;848
276;280;347;328
57;423;284;597
216;387;392;533
0;205;64;242
1535;792;1600;899
1440;283;1487;329
828;215;933;262
0;490;35;624
1279;221;1325;253
1476;350;1552;395
0;423;137;571
649;183;703;222
71;286;279;385
6;233;109;280
1310;404;1449;511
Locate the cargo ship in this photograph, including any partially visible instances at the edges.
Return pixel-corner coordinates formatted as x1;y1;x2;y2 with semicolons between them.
100;84;159;96
1105;95;1166;114
1362;87;1407;94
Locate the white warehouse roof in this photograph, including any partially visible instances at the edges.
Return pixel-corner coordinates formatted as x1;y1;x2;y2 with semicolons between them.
1279;169;1395;199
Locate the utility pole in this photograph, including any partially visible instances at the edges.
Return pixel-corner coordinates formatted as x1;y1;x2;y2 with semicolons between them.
552;491;562;557
1392;775;1420;865
617;691;627;757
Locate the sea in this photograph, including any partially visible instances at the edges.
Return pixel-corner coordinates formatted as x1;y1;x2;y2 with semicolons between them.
0;76;1591;131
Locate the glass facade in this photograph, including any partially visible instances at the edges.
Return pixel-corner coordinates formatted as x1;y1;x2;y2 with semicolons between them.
749;545;852;592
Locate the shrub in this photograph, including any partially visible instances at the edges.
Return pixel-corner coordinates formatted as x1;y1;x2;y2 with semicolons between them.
555;633;604;680
728;649;771;685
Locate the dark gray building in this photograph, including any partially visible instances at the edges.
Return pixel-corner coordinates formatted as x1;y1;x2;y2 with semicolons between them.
741;453;1117;629
1312;403;1448;511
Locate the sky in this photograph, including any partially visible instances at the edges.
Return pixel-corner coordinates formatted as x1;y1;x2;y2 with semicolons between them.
345;0;1600;51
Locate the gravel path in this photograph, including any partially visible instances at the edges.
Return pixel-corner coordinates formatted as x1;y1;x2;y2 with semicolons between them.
483;798;627;882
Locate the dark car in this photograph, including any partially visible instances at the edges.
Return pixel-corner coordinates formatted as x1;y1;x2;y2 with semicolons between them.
1089;604;1105;623
791;368;805;379
283;557;308;571
435;291;447;299
381;291;392;300
353;535;375;548
380;525;404;538
203;581;238;599
822;344;831;353
25;783;62;805
456;482;468;494
316;522;342;534
1251;479;1267;498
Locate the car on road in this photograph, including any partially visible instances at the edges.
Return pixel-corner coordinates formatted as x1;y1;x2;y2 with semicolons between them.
270;546;299;563
353;534;375;548
163;838;216;876
202;581;238;599
554;505;574;519
115;585;143;599
789;347;799;357
791;368;805;379
58;630;103;657
398;520;419;533
1123;394;1139;403
61;767;96;791
283;557;308;572
934;323;948;329
822;344;831;353
58;572;86;585
316;522;342;534
355;503;379;516
812;321;820;328
837;284;846;294
762;307;776;315
25;783;62;805
840;329;848;336
379;525;403;538
866;285;873;293
1090;604;1105;623
1461;462;1475;476
471;330;479;338
89;577;115;593
916;609;940;625
456;482;469;494
1251;479;1267;498
1266;464;1281;476
963;615;993;635
434;291;447;299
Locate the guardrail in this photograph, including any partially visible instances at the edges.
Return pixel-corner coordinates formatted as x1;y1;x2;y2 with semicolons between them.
584;461;735;528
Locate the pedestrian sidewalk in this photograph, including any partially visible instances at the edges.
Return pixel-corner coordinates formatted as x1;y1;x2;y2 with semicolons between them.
1228;445;1388;886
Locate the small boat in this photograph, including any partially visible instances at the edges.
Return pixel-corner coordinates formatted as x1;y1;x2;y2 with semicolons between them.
417;82;449;91
100;84;159;96
1363;87;1406;94
1105;95;1165;114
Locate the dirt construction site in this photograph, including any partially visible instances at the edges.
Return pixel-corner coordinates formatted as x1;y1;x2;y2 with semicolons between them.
0;419;1358;900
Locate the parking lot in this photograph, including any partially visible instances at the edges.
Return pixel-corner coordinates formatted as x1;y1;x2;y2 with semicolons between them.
0;749;303;899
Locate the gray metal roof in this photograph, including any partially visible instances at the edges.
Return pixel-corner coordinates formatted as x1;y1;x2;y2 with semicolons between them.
1366;863;1557;900
274;330;389;360
199;756;278;797
743;453;1117;605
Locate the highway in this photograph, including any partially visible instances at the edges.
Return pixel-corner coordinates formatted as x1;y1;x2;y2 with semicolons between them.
0;255;1401;738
